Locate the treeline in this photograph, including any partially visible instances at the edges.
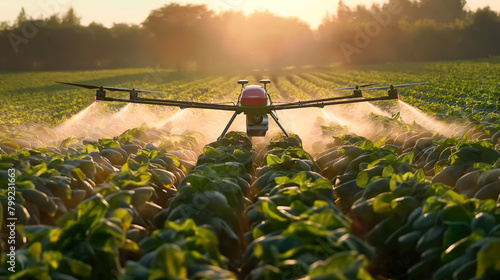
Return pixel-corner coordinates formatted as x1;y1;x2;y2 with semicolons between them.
1;0;499;71
320;0;500;64
0;8;149;70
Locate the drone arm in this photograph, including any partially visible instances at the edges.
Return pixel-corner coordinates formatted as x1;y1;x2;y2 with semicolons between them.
97;96;239;111
277;94;362;107
269;95;397;111
269;111;289;137
217;111;239;140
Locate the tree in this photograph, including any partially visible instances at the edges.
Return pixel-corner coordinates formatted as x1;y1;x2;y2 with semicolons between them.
143;3;217;70
15;7;28;27
61;7;81;26
462;7;500;57
413;0;466;23
0;21;10;30
337;0;352;22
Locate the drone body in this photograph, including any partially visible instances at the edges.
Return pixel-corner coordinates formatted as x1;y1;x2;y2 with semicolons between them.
238;83;269;137
57;80;426;140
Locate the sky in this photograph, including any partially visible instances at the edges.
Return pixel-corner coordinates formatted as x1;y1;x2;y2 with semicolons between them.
1;0;499;29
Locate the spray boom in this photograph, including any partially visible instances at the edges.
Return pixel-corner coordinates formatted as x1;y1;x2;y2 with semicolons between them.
57;79;425;140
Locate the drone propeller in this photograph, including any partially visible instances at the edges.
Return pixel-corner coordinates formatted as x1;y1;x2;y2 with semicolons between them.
360;82;427;91
56;81;167;94
327;82;382;91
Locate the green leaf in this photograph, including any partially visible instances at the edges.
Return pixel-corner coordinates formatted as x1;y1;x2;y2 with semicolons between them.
434;160;449;174
203;146;218;157
104;190;132;209
423;196;447;212
356;171;369;188
10;267;51;280
373;192;397;213
126;154;150;171
284;221;328;238
66;258;92;278
1;139;21;151
76;194;109;228
382;165;394;177
473;162;493;171
477;240;500;277
391;196;420;217
165;218;197;233
374;137;386;149
98;137;119;148
107;208;133;231
27;241;42;262
308;210;348;231
266;154;281;165
122;239;140;252
494;157;500;168
60;137;77;148
119;134;134;144
397;152;414;164
42;250;63;269
125;261;150;279
151;244;187;279
121;162;130;172
71;168;86;181
274;172;309;186
476;199;497;213
257;200;289;223
29;162;48;177
90;220;125;250
15;180;36;189
389;174;398;191
361;140;374;150
0;162;14;170
282;148;311;160
308;251;372;279
166;154;179;167
84;143;100;154
137;149;154;159
130;186;154;209
413;169;425;181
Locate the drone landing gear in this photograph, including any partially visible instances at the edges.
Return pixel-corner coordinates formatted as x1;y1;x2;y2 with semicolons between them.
217;111;239;140
269;112;289;137
217;111;289;141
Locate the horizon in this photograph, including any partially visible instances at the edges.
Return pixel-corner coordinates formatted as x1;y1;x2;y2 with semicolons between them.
2;0;500;29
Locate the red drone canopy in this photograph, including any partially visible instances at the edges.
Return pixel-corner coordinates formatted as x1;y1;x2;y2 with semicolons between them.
240;85;267;106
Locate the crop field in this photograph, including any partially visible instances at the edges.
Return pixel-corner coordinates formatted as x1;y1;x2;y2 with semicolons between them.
1;58;500;279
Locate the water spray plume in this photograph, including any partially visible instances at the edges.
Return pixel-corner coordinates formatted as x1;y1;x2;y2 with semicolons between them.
159;109;246;143
398;100;455;137
52;102;106;141
320;109;347;126
47;102;170;143
364;102;391;117
38;89;400;147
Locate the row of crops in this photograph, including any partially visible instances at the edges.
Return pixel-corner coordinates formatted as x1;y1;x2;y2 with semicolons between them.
2;117;500;279
314;114;500;279
244;134;374;279
0;126;199;278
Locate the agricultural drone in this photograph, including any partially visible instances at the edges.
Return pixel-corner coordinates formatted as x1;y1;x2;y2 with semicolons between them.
57;80;426;140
